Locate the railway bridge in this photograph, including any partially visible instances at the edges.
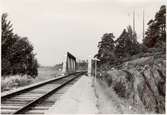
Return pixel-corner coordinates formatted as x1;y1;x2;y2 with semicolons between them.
62;52;98;76
1;52;98;114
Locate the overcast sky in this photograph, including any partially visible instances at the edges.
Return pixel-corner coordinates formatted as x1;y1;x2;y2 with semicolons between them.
2;0;165;66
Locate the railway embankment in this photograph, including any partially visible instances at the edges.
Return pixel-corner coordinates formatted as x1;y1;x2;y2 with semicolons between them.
95;54;166;114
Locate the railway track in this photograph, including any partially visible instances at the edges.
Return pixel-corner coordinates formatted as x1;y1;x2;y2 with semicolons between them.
1;71;85;114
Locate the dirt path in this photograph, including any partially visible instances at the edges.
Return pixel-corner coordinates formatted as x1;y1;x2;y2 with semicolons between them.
45;76;98;114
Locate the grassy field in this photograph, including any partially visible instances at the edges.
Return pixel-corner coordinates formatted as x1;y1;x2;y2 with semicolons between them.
32;66;62;83
1;66;62;92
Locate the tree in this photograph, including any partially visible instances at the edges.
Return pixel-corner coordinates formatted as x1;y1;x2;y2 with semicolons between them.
1;13;38;77
115;29;128;58
126;25;141;55
115;26;141;59
155;5;166;42
2;13;16;75
143;5;166;49
95;33;116;64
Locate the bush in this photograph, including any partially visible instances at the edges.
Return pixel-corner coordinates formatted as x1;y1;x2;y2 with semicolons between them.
113;81;126;98
103;72;112;87
1;75;33;92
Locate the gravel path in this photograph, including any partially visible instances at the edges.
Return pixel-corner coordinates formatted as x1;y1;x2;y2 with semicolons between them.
45;75;98;114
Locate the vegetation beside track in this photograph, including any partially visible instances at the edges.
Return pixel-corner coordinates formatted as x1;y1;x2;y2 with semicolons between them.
2;13;38;77
1;67;61;92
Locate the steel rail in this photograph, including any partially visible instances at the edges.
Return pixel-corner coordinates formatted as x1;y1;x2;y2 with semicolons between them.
13;72;83;114
1;72;82;100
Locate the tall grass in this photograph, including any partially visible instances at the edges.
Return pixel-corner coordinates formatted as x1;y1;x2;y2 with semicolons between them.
1;75;33;92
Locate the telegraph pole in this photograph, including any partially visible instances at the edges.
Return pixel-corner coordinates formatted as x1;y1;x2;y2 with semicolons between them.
143;9;145;40
128;12;130;26
133;10;135;33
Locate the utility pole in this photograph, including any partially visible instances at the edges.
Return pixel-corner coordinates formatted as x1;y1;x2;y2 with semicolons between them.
128;12;130;26
143;9;145;40
133;10;135;33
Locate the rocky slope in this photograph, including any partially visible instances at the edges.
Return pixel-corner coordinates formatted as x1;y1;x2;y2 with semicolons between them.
97;54;165;114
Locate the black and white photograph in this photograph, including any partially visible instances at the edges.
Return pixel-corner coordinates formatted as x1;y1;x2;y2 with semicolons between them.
1;0;166;114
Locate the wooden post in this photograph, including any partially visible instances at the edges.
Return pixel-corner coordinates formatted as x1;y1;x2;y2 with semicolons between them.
88;56;92;77
93;58;99;83
95;60;97;83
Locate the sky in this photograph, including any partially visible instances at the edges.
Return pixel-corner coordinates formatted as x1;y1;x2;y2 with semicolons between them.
2;0;165;66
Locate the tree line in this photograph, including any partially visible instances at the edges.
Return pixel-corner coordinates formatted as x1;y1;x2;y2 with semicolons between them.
2;13;38;77
95;5;166;68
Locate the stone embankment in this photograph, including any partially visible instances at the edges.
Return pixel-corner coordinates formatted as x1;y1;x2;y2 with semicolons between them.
98;54;165;114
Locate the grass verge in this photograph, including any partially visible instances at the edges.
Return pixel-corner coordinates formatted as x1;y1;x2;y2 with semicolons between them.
1;75;33;92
